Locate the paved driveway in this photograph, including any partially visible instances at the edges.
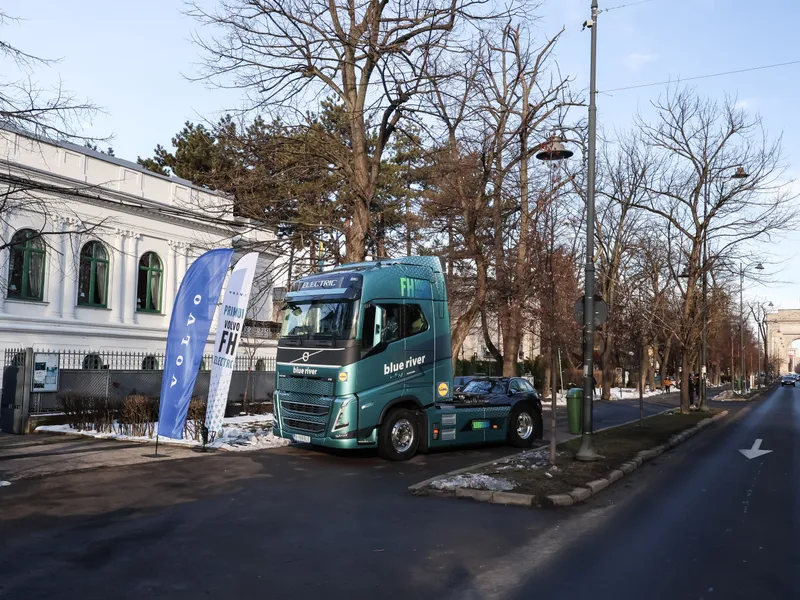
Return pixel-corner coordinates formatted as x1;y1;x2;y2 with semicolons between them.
0;432;201;482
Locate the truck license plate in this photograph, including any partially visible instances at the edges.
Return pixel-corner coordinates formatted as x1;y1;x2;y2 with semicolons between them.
293;434;312;444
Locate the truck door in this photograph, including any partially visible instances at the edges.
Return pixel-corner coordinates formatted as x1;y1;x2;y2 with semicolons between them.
355;301;406;435
403;299;435;406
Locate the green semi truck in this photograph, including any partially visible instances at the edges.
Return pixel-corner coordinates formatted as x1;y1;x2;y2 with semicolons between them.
272;256;543;460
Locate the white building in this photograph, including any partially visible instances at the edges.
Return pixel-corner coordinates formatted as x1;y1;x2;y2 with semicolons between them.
0;127;279;365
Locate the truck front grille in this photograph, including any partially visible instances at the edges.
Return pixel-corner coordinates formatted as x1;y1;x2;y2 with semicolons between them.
282;401;328;415
276;376;334;438
283;418;326;434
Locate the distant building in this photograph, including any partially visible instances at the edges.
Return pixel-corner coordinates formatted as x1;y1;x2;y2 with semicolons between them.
0;126;279;365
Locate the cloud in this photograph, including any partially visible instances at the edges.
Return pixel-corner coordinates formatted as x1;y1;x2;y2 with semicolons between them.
625;52;660;71
735;98;757;110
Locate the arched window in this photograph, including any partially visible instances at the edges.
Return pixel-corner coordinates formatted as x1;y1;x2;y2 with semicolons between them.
82;353;103;370
137;252;163;313
8;229;45;301
78;241;109;307
142;355;159;370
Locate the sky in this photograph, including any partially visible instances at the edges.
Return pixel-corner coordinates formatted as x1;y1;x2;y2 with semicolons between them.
3;0;799;311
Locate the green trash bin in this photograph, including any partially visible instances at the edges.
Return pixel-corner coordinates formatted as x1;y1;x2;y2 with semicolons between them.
567;388;583;435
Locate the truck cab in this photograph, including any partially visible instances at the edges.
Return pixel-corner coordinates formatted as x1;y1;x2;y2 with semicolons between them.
272;256;542;460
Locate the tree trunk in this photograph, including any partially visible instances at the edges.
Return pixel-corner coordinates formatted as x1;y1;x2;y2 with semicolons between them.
639;347;649;392
659;337;673;385
549;346;558;464
375;209;386;258
543;348;551;400
680;352;690;413
450;252;489;365
501;320;522;376
601;341;613;401
481;310;503;367
286;242;295;288
308;237;317;273
405;196;412;256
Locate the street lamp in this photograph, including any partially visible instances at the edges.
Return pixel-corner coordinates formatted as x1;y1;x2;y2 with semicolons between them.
575;0;601;462
536;134;571;463
698;165;751;409
738;262;764;393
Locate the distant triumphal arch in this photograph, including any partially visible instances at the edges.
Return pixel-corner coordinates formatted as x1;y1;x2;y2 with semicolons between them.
766;309;800;374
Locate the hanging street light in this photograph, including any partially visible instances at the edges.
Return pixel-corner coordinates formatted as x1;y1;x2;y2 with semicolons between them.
731;166;750;179
536;136;574;161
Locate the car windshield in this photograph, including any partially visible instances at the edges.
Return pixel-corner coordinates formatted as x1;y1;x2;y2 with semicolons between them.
462;380;506;394
280;300;359;340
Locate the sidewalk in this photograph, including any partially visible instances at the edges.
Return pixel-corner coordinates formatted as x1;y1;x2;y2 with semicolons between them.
540;388;720;443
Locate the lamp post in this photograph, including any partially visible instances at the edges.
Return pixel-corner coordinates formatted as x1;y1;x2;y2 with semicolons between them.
739;262;765;392
764;301;773;383
575;0;600;462
698;166;749;408
536;135;572;464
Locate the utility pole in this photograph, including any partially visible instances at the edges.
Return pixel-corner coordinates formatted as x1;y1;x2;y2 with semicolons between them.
699;184;709;410
576;0;600;462
740;264;745;393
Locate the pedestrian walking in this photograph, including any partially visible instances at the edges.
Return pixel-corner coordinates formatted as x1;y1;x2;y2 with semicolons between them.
689;374;697;407
665;376;672;394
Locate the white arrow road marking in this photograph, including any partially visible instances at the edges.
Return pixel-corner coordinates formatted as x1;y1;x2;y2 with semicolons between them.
739;439;773;460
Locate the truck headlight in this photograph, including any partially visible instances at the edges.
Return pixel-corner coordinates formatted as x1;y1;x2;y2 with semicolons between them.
332;399;352;431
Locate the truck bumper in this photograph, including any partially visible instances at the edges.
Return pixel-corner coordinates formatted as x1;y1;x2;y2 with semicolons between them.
273;428;378;450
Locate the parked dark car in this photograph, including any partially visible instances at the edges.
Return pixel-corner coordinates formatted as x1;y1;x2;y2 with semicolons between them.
453;375;477;393
453;377;543;446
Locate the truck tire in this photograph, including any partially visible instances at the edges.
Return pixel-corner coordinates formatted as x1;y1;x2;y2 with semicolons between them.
378;407;420;461
507;403;540;448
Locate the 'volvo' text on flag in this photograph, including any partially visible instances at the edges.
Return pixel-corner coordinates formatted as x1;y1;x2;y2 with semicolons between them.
158;248;234;439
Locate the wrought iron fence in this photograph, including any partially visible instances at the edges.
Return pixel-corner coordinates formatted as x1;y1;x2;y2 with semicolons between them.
5;348;275;372
3;347;276;415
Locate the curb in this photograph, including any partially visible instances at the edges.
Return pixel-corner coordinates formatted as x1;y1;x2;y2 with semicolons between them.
411;409;729;508
408;404;681;495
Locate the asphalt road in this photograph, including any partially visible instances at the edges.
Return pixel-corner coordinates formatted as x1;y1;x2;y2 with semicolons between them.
455;385;798;600
0;388;776;600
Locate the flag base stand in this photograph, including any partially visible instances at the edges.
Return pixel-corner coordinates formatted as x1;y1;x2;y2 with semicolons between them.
146;435;168;459
201;425;209;453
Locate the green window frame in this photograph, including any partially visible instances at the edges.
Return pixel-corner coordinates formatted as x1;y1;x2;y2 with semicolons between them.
78;241;109;307
7;229;46;301
137;252;163;313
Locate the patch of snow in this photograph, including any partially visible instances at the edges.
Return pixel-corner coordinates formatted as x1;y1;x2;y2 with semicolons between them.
35;414;287;452
0;480;10;487
430;473;516;492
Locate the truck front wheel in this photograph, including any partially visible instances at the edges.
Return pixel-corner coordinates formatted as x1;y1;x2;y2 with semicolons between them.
378;407;420;461
507;403;541;448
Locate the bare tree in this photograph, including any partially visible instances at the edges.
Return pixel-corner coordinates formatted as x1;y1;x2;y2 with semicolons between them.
593;132;651;399
188;0;515;262
0;12;98;140
631;88;796;412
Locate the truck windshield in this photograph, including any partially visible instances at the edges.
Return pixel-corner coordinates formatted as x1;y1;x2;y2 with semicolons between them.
280;300;359;340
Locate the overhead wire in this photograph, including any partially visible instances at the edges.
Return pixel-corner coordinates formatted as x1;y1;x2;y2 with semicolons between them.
601;0;657;12
600;59;800;94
